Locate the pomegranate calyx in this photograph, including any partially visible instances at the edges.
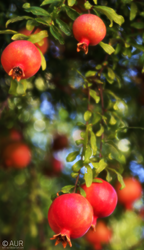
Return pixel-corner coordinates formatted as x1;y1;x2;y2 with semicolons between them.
77;42;88;54
50;233;72;248
8;67;25;82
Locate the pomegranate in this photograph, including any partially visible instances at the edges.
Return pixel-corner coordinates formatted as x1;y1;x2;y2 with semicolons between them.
80;178;118;229
85;220;112;250
19;28;49;54
48;193;93;248
9;129;22;141
43;156;64;177
115;177;142;210
73;14;106;54
3;141;31;168
1;40;41;81
52;134;69;151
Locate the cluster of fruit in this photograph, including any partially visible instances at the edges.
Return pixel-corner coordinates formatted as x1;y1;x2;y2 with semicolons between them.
1;14;106;81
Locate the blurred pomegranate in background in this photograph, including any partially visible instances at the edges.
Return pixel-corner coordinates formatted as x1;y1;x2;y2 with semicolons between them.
115;177;142;210
9;129;22;141
85;220;112;250
19;27;49;54
43;156;64;177
52;134;69;151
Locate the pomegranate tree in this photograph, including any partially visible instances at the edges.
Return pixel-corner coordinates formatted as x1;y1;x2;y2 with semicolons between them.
3;141;31;169
73;14;106;54
48;193;93;248
19;28;49;54
85;220;112;250
115;177;142;210
80;178;118;228
1;40;41;81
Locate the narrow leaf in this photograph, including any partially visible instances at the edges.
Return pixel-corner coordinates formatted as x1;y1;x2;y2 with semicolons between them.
92;179;103;183
84;1;92;10
68;0;76;7
130;3;138;21
96;124;104;137
37;48;46;71
107;67;115;80
56;18;71;36
24;6;50;16
84;145;92;163
6;16;33;27
84;165;93;187
90;89;100;103
78;187;86;197
90;131;97;155
61;185;75;193
66;151;79;162
65;6;79;20
72;160;83;172
95;159;107;174
99;42;115;55
50;26;64;44
109;114;117;125
0;30;17;34
84;110;92;121
11;33;28;40
41;0;61;6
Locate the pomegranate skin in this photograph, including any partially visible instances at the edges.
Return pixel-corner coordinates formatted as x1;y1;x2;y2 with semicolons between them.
48;193;93;248
115;177;142;210
3;141;31;169
19;28;49;54
1;40;41;81
85;220;112;250
52;134;69;151
81;178;118;228
73;14;106;54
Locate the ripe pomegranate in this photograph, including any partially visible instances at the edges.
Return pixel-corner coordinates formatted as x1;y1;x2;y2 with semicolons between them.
52;134;69;151
80;178;118;229
73;14;106;54
1;40;41;81
115;177;142;210
19;28;49;54
85;220;112;250
3;141;31;169
43;156;64;177
48;193;93;248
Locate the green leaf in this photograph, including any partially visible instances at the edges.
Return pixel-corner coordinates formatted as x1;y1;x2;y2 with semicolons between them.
92;113;101;125
9;79;17;95
93;0;97;4
84;145;92;163
9;79;28;96
108;168;125;189
131;22;144;29
90;89;100;104
94;6;124;27
28;30;48;43
0;30;17;34
56;18;71;36
72;160;83;172
130;3;138;21
106;170;112;182
61;185;75;193
66;151;79;162
85;70;97;77
92;178;103;183
96;124;104;137
50;25;64;44
105;141;126;164
107;67;115;80
11;33;28;40
41;0;61;6
99;42;115;55
80;131;85;138
23;5;50;16
71;172;79;178
65;6;79;20
76;121;85;127
90;131;97;155
95;64;102;70
84;1;92;10
94;159;107;175
26;20;38;31
68;0;76;7
84;165;93;187
23;3;31;8
6;16;33;28
109;114;117;125
75;139;84;146
35;17;53;26
37;48;47;71
84;110;92;122
78;187;86;197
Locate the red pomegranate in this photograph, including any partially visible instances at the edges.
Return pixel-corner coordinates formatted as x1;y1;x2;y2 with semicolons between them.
1;40;41;81
52;134;69;151
48;193;93;248
115;177;142;210
19;28;49;54
3;141;31;168
43;156;64;177
73;14;106;54
85;220;112;250
80;178;118;229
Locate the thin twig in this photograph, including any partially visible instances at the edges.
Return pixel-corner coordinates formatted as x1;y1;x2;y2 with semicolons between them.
99;85;104;158
73;170;80;193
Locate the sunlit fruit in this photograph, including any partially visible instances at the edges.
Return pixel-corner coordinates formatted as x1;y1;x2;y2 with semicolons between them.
80;178;118;229
73;14;106;54
115;177;142;210
1;40;41;81
48;193;93;248
3;141;31;169
19;28;49;54
85;220;112;250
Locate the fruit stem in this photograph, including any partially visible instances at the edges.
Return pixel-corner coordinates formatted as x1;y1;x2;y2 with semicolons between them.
8;66;25;82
